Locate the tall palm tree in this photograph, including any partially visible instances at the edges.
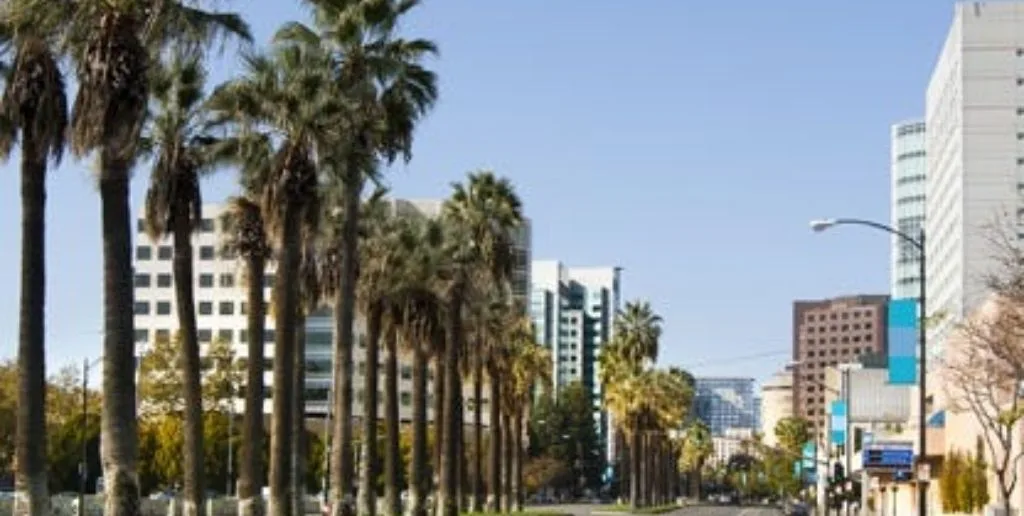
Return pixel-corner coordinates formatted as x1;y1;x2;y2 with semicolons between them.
275;5;438;511
140;55;225;516
293;240;324;516
208;41;340;516
385;215;445;516
438;171;523;516
464;296;505;513
0;16;68;516
220;196;271;516
6;1;252;513
504;324;551;511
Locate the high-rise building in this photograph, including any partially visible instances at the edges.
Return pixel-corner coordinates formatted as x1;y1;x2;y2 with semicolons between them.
925;2;1024;345
133;202;505;425
530;260;622;459
890;119;926;300
693;377;756;436
759;370;794;449
791;295;889;433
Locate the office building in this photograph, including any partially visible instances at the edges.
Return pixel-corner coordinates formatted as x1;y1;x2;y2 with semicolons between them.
693;377;756;436
133;202;502;424
759;370;794;449
530;260;622;459
791;295;888;433
712;427;755;465
925;2;1024;345
890;119;927;300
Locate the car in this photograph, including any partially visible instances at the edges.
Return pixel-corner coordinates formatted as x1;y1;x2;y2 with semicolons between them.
787;502;810;516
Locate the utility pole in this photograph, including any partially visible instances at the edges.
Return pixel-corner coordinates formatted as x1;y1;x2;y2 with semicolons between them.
78;358;89;516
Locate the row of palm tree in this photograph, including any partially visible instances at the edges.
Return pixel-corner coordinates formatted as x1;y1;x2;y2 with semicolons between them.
599;302;694;510
1;1;552;516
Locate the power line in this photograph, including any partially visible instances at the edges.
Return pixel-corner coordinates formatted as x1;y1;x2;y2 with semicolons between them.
684;349;790;369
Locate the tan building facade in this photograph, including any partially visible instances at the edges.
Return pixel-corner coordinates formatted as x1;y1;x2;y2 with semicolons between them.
791;294;889;434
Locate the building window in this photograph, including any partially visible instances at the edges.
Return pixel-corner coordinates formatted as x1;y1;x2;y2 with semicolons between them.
199;246;215;260
134;302;150;315
240;330;248;343
200;218;215;232
264;274;276;288
218;329;233;342
401;392;412;406
134;273;151;287
157;274;172;288
134;329;148;342
157;246;172;260
137;219;146;233
199;302;213;315
155;329;170;341
199;274;214;288
136;246;152;260
401;365;412;380
198;329;212;342
219;274;235;288
219;301;234;315
156;301;172;315
240;302;248;315
265;329;276;342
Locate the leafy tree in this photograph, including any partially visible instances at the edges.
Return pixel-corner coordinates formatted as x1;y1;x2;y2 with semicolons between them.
774;417;812;454
522;456;572;495
138;334;244;416
528;381;603;491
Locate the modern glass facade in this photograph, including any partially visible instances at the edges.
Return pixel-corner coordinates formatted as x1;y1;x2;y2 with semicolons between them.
694;377;757;436
890;119;926;301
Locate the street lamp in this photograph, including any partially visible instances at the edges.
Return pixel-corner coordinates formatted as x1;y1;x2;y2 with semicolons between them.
809;217;927;516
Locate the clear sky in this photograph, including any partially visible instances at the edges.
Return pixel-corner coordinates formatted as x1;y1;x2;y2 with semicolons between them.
0;0;958;383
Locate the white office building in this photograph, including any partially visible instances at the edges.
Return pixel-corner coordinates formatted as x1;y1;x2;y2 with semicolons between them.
530;260;622;461
890;120;927;300
133;201;514;425
924;2;1024;347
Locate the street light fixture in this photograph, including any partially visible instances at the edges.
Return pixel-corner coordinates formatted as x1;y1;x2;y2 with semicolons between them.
809;217;927;516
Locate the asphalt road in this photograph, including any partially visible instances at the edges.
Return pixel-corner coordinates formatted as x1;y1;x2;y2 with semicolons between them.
532;503;783;516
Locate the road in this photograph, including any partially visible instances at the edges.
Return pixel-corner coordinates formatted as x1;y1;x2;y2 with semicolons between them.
533;503;782;516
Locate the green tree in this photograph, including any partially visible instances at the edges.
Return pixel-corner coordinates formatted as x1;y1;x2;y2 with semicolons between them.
528;382;603;491
680;420;713;498
137;333;184;416
774;417;812;454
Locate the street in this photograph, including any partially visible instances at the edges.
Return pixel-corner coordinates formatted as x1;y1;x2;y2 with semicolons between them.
533;503;782;516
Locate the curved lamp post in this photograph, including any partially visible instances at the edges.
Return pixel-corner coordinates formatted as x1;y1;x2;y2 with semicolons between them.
809;217;927;516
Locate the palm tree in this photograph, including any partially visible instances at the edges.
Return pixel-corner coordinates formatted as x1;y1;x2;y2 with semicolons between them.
13;1;251;513
139;55;225;515
504;324;552;511
464;296;505;512
438;171;523;516
0;16;68;516
386;215;445;516
293;240;324;516
208;41;340;516
275;5;438;511
680;420;712;499
220;196;271;516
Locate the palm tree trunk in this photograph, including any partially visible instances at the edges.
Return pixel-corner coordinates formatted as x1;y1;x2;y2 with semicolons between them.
172;205;206;516
384;329;401;516
358;303;383;516
330;174;361;516
486;372;501;512
501;414;512;513
15;147;48;516
238;252;266;516
432;351;445;493
455;382;465;512
437;292;463;516
511;412;524;512
470;359;484;513
291;315;308;516
269;207;301;516
410;344;429;516
99;168;141;516
629;426;641;510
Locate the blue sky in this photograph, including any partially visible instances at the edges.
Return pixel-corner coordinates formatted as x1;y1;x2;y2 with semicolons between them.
0;0;957;383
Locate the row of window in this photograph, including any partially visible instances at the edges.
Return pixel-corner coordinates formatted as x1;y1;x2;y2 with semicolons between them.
134;299;270;317
805;322;874;333
803;334;874;345
135;272;276;289
805;309;874;322
136;245;220;261
137;218;218;234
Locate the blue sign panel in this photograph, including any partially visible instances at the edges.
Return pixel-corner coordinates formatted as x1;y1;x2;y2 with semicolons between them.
888;298;919;385
830;400;847;445
863;442;914;469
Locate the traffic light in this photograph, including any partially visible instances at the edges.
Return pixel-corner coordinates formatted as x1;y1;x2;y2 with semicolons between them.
833;461;845;482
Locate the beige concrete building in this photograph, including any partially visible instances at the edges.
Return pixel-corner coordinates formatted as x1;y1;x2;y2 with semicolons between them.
759;370;794;449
